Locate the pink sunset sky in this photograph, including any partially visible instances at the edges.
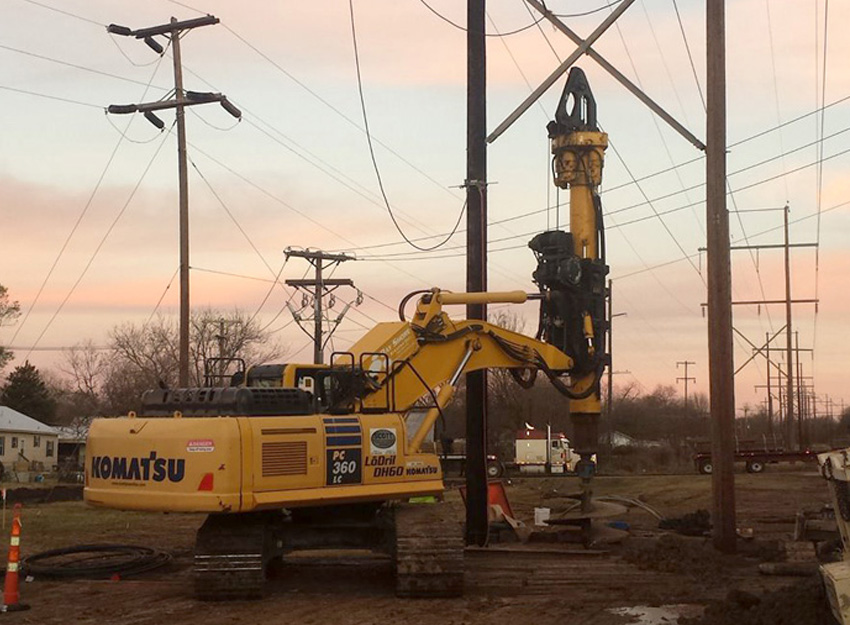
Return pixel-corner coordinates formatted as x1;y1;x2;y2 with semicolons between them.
1;0;848;416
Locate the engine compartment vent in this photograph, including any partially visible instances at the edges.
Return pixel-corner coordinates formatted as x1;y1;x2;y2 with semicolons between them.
262;441;307;477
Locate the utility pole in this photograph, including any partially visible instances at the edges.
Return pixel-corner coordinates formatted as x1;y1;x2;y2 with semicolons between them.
765;332;773;438
783;205;795;449
606;280;627;445
284;249;358;364
706;0;736;553
796;331;805;446
465;0;489;548
676;361;697;412
107;16;241;387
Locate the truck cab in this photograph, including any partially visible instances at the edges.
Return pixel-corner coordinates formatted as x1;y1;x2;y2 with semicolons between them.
514;428;577;474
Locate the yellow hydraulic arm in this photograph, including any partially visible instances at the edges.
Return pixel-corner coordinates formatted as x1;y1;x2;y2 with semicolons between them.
343;288;574;452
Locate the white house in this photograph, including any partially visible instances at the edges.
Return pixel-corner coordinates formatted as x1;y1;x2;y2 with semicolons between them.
0;406;60;474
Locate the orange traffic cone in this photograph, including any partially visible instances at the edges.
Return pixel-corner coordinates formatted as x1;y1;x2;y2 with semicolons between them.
2;503;29;612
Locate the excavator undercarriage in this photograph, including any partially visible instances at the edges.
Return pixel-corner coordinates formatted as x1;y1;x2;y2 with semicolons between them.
193;501;463;600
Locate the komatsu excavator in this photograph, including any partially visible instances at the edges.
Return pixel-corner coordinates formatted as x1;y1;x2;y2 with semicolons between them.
84;67;609;600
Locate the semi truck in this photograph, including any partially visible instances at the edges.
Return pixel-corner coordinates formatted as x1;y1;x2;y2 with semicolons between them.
438;427;580;478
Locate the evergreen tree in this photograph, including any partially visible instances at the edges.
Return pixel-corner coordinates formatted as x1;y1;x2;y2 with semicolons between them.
1;361;56;422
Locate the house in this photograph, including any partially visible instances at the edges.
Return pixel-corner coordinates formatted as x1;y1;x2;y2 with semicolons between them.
0;406;60;475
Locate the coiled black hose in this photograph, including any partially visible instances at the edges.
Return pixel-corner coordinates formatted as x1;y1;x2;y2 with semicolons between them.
22;544;172;579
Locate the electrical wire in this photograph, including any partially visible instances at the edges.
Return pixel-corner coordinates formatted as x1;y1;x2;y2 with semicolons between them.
606;136;704;281
812;0;830;363
189;155;290;282
25;124;175;359
18;0;105;27
218;22;464;205
0;44;171;92
10;54;167;347
671;0;705;111
348;0;466;252
246;257;289;330
109;34;167;67
188;106;241;132
417;0;546;36
104;113;164;144
144;267;180;327
553;0;626;18
0;84;101;109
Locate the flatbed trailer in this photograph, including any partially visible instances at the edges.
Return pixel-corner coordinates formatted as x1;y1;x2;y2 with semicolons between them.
692;447;818;474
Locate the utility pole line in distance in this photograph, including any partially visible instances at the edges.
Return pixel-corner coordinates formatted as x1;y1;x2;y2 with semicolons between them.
676;360;696;411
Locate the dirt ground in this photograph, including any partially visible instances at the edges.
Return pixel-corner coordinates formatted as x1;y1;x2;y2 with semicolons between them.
5;466;839;625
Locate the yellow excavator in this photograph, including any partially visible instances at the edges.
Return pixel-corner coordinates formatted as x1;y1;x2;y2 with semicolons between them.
84;67;609;600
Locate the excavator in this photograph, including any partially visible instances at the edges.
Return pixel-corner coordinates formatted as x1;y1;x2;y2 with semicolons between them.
84;67;609;600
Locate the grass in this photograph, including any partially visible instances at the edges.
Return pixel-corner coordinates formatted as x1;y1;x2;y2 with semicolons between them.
11;502;202;557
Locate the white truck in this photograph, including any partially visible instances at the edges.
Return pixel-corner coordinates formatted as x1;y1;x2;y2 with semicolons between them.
438;426;580;477
513;427;579;474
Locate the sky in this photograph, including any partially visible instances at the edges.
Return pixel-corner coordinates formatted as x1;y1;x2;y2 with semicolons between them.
1;0;848;418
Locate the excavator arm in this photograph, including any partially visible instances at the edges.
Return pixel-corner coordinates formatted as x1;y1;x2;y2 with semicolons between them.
337;288;575;452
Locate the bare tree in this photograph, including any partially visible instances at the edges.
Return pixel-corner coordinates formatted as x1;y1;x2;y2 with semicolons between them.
0;284;21;372
58;308;288;414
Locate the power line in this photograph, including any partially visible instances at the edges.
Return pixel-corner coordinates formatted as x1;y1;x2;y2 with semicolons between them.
217;21;465;205
354;128;850;261
10;55;167;347
0;84;101;109
144;267;180;327
607;134;704;281
0;43;171;91
417;0;545;36
189;155;289;283
671;0;705;110
18;0;105;27
177;61;480;262
25;124;175;359
348;0;466;252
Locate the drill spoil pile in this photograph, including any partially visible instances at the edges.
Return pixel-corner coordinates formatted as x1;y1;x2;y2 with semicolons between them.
678;578;834;625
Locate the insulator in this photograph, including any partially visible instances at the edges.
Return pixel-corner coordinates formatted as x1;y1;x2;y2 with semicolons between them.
186;91;217;103
143;36;164;55
107;104;137;115
220;98;242;119
144;111;165;130
107;24;132;36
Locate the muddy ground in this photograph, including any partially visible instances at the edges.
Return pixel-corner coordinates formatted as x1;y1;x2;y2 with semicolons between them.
5;467;839;625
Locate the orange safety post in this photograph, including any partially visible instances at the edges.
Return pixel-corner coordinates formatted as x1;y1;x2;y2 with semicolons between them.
2;503;30;612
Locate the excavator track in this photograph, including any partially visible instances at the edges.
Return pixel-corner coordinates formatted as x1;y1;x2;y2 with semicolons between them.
394;501;464;598
193;513;274;601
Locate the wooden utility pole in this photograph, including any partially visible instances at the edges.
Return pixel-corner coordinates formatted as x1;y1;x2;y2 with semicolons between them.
172;18;191;387
284;249;357;365
465;0;489;547
676;360;697;411
706;0;736;553
106;16;240;387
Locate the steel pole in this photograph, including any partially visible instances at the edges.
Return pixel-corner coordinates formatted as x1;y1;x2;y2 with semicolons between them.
465;0;489;547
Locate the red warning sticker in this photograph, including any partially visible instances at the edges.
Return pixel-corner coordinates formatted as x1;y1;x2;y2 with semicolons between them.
186;439;215;453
